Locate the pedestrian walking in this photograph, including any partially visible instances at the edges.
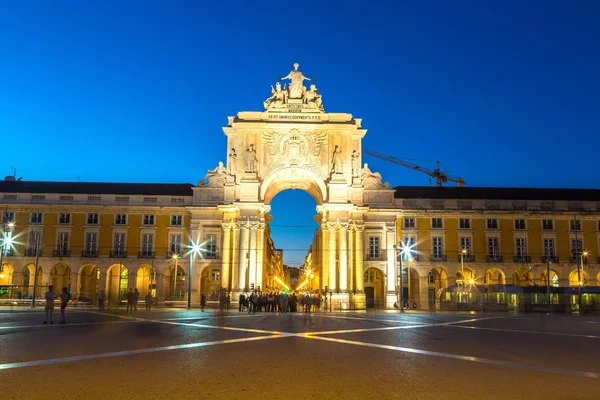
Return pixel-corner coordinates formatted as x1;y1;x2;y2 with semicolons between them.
126;288;133;314
201;293;206;312
59;287;70;324
43;285;57;324
98;290;105;310
145;291;152;311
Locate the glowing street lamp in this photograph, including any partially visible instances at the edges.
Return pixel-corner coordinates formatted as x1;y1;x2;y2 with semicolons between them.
172;253;179;306
186;240;202;310
394;240;415;313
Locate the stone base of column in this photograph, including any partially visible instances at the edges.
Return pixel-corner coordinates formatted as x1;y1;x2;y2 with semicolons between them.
329;292;351;311
386;292;399;310
350;293;366;310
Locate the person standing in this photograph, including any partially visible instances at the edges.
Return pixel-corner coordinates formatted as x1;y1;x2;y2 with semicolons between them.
200;293;206;312
238;294;245;312
145;291;152;311
43;285;57;324
98;290;105;310
126;288;133;314
59;287;70;324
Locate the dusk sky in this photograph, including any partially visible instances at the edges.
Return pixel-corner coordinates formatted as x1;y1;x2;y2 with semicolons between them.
1;1;599;266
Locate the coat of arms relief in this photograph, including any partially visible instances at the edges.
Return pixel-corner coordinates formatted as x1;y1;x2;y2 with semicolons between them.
260;129;328;179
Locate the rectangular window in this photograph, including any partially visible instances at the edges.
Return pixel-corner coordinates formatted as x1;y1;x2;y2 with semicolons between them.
542;219;554;230
401;235;417;260
27;231;41;255
571;238;583;261
487;237;500;259
171;215;183;226
115;214;127;225
143;197;157;203
115;196;129;203
85;232;98;253
58;213;71;224
459;218;471;229
368;236;380;259
514;219;526;230
171;197;184;203
143;214;155;225
486;219;498;229
543;238;555;258
570;219;581;231
432;237;444;259
206;234;217;258
403;218;415;229
59;195;73;202
515;238;528;258
142;233;154;255
57;232;69;254
87;195;101;202
30;212;43;224
31;195;46;202
459;237;471;254
431;218;443;229
113;233;126;256
170;234;182;255
87;213;99;225
2;212;15;223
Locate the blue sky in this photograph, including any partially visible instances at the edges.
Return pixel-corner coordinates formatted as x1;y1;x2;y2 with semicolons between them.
1;1;599;266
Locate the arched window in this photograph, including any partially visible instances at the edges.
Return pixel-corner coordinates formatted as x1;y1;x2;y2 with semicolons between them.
551;274;559;287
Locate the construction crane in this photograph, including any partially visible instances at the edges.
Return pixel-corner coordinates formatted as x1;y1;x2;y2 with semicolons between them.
362;148;466;187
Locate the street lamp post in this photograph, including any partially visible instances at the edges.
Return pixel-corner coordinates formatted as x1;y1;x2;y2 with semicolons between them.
579;250;588;313
187;241;201;310
460;248;466;303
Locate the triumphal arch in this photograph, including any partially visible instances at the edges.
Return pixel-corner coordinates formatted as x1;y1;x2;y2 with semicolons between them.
194;63;396;308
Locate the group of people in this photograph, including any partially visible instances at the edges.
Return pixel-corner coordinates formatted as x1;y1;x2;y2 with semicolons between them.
125;288;154;313
43;285;71;324
239;291;322;313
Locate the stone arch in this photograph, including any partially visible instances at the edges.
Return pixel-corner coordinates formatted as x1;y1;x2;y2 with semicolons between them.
401;267;420;307
541;269;560;287
200;264;221;301
428;267;448;300
50;263;71;291
106;264;128;305
22;264;43;297
364;267;385;308
78;264;99;300
164;263;187;300
456;268;476;285
568;269;589;286
485;268;506;285
135;264;156;296
0;263;14;285
513;268;534;286
260;167;327;205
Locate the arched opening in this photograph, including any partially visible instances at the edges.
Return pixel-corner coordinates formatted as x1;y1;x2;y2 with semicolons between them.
0;263;14;285
513;268;534;286
569;270;589;286
456;268;476;285
22;264;42;298
165;264;186;300
456;268;477;304
136;264;156;297
261;168;326;206
78;264;99;301
266;188;319;293
400;267;420;308
106;264;128;305
428;267;448;301
364;267;384;308
541;269;560;287
200;266;221;301
484;268;506;285
50;264;71;292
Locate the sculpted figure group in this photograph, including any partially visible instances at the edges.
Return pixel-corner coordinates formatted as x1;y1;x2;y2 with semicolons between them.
264;63;323;111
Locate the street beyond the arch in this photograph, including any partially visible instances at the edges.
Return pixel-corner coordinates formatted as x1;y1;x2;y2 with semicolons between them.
0;308;597;399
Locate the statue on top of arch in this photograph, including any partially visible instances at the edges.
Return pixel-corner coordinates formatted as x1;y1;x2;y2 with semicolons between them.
263;63;324;111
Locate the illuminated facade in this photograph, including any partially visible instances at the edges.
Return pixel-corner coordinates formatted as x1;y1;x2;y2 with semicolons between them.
1;64;599;309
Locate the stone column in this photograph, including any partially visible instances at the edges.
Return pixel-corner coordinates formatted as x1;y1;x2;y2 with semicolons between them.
321;225;329;289
98;269;107;297
230;224;239;292
248;222;258;290
348;227;354;292
70;271;79;298
221;222;232;291
155;273;164;301
338;223;348;292
237;221;250;291
256;222;265;290
328;222;337;291
386;225;396;306
355;225;364;293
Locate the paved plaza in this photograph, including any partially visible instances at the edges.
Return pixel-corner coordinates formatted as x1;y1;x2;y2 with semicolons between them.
0;307;598;399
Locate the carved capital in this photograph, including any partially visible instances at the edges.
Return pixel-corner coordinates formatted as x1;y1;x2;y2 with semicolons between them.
338;222;350;231
326;222;338;231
